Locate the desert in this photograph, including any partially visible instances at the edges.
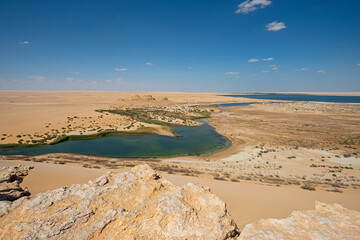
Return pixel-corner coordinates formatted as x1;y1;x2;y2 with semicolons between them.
0;91;360;238
2;0;360;238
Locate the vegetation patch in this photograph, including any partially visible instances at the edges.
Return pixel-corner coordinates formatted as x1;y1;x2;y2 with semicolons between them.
301;184;316;191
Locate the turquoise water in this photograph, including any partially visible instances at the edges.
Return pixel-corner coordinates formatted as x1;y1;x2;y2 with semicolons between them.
0;121;231;158
222;94;360;103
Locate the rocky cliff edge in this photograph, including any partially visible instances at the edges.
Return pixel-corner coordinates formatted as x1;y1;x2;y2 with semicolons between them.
0;164;239;240
0;164;359;240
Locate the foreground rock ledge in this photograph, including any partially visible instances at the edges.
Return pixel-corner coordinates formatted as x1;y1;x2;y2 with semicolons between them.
0;164;359;240
0;164;239;240
0;165;32;202
239;201;360;240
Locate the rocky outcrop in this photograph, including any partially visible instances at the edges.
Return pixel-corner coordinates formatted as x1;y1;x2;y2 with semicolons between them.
239;201;360;240
0;165;33;218
0;165;32;202
1;164;359;240
0;164;239;240
131;95;156;101
143;95;156;101
131;94;142;101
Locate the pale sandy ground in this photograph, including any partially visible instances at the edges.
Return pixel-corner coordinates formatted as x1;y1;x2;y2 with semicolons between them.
1;160;359;230
202;101;360;191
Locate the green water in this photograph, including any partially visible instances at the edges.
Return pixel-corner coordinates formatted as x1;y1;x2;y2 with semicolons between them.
0;121;231;158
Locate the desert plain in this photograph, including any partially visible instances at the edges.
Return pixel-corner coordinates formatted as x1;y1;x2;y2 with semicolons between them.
0;90;360;230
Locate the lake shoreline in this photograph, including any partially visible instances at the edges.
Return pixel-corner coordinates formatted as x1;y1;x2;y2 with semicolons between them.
0;120;232;158
221;93;360;103
224;92;360;96
0;91;359;194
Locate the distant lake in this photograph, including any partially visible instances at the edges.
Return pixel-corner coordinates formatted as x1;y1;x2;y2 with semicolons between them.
0;121;231;158
218;102;258;108
222;94;360;103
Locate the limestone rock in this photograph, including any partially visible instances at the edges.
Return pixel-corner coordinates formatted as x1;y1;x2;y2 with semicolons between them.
239;201;360;240
131;95;156;101
0;165;32;202
2;164;358;239
131;94;141;101
143;95;155;100
0;164;239;239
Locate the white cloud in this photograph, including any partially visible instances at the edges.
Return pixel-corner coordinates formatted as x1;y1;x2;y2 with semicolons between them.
105;78;124;84
19;41;29;45
225;72;240;75
263;58;274;61
69;72;80;75
268;64;279;70
29;75;47;80
266;21;287;31
357;63;360;66
317;70;326;74
262;70;269;73
65;77;75;82
248;58;259;63
114;68;128;71
235;0;272;14
233;76;240;79
187;66;193;70
145;62;152;66
28;75;48;84
295;68;309;71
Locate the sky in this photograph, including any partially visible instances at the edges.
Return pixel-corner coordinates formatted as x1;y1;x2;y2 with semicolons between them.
0;0;359;92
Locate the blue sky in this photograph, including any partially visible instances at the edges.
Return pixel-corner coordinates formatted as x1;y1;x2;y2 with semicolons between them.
0;0;359;92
